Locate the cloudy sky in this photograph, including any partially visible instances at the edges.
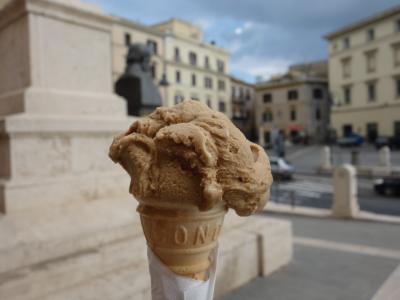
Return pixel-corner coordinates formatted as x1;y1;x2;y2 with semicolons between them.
91;0;399;83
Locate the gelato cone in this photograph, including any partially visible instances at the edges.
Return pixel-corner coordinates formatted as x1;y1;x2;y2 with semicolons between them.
109;100;272;280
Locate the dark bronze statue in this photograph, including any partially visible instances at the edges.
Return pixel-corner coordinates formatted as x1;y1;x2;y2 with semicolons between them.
115;43;162;116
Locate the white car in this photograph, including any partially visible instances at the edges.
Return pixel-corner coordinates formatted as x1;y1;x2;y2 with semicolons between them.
269;156;294;180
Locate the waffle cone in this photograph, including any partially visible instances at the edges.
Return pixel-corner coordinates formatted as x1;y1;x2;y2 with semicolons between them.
137;203;227;281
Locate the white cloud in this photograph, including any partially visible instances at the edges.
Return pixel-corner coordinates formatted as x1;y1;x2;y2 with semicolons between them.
234;27;243;35
231;55;293;81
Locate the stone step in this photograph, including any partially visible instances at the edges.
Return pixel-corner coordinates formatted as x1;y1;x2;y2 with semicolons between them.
0;235;149;300
28;215;292;300
41;266;152;300
0;195;141;274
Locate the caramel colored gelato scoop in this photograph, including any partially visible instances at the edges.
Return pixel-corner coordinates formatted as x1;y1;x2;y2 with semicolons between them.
109;100;273;280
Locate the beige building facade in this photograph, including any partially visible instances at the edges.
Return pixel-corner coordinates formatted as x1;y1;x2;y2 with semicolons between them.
230;76;256;140
255;62;330;146
325;6;400;141
152;19;231;116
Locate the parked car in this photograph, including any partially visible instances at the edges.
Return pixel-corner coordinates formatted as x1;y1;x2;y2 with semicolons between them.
269;156;294;180
374;177;400;196
374;136;400;150
337;134;364;147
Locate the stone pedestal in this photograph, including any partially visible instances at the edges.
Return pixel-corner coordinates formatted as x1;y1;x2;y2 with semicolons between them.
320;146;332;170
0;0;133;213
379;146;390;167
332;164;359;218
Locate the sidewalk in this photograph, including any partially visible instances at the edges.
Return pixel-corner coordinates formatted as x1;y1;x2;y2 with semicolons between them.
219;213;400;300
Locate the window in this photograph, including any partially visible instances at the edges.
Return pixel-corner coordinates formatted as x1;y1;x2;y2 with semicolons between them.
393;43;400;67
147;40;158;55
191;95;199;101
395;77;400;98
217;60;225;73
218;100;226;112
315;108;321;120
263;93;272;103
245;90;251;100
124;33;131;46
366;123;378;142
290;108;296;121
343;37;350;49
367;28;374;41
189;52;197;66
343;86;352;105
367;81;376;102
313;88;323;99
341;57;351;78
204;77;213;89
218;80;225;91
365;50;377;73
150;63;156;79
174;94;184;104
174;47;180;62
396;19;400;32
205;56;210;69
239;87;244;99
262;110;273;122
176;70;181;83
191;74;196;86
287;90;298;100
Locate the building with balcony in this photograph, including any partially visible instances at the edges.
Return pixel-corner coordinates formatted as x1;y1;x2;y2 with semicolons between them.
230;76;256;140
325;5;400;141
152;19;231;116
255;61;330;146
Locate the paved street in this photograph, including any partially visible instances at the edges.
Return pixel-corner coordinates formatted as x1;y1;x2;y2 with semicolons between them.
266;145;400;216
219;214;400;300
274;144;400;174
271;173;400;216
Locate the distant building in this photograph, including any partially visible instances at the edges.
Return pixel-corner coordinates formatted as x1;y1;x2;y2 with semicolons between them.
255;61;330;145
230;76;256;140
325;5;400;141
110;17;231;116
152;19;231;116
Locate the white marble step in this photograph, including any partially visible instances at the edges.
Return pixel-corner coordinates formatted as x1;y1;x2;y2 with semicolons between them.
0;235;149;300
0;195;140;274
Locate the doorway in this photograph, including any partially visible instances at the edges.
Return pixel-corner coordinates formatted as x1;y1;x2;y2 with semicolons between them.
342;124;353;137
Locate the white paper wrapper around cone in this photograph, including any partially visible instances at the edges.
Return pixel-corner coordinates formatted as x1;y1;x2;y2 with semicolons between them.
147;246;218;300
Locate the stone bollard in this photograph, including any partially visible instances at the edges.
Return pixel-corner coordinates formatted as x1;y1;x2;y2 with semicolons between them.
379;146;390;167
332;164;359;218
320;146;332;170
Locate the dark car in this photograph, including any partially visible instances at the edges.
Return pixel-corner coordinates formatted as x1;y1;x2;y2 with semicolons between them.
337;134;364;147
374;177;400;196
375;136;400;150
375;137;390;149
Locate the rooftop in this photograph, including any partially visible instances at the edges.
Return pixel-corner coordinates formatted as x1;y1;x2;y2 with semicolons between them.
324;4;400;40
